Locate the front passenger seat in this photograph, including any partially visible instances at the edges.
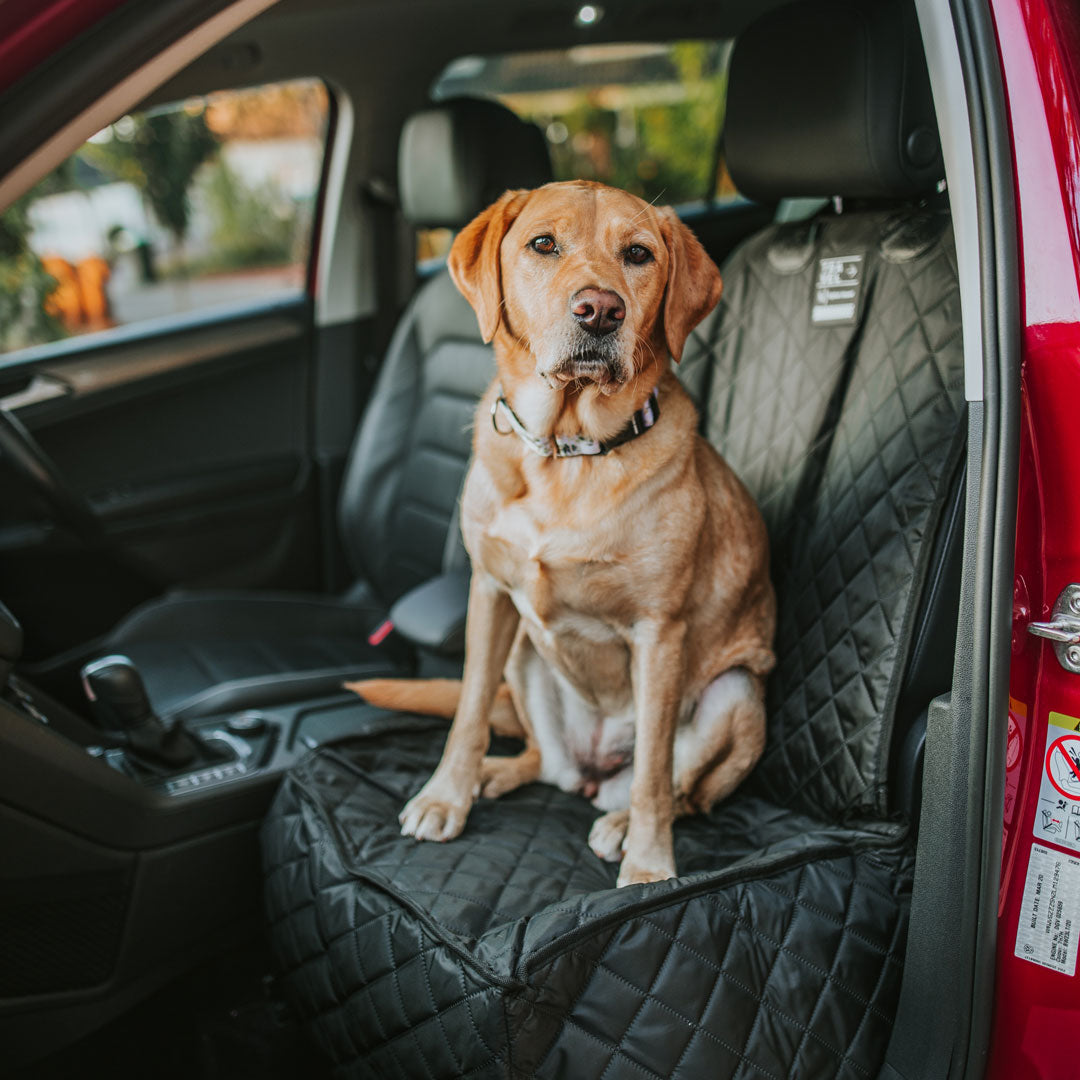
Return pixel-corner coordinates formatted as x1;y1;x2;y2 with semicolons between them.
86;98;553;721
260;2;964;1076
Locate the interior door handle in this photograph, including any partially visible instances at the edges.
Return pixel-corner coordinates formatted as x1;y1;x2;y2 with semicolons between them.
1028;584;1080;671
0;373;71;411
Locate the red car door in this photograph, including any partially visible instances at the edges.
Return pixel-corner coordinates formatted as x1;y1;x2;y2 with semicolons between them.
989;1;1080;1076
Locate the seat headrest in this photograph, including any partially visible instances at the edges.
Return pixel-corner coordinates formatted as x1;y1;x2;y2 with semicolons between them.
725;0;943;202
399;97;553;228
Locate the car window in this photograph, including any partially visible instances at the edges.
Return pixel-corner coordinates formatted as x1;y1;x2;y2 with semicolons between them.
0;78;330;356
420;40;736;265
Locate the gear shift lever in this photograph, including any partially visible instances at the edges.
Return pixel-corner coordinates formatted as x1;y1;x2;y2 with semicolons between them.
81;655;204;770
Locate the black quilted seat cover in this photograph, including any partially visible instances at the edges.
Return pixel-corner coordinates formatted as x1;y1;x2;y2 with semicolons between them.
680;207;964;822
265;718;912;1079
261;206;965;1079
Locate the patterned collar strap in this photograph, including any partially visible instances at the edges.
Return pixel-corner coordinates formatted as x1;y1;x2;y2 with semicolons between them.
491;386;660;459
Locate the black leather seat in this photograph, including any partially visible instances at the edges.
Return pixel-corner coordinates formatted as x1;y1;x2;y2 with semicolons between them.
260;2;964;1076
92;98;552;720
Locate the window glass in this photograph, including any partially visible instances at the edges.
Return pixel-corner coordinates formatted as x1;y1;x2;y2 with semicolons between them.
0;78;329;355
420;41;735;265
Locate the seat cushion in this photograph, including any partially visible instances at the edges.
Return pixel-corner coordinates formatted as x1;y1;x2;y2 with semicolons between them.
263;715;913;1079
106;590;400;719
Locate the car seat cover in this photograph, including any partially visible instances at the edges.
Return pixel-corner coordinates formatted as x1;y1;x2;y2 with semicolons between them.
682;207;964;820
263;718;913;1078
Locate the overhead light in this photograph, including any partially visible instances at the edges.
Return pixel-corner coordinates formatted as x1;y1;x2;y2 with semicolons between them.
574;4;604;28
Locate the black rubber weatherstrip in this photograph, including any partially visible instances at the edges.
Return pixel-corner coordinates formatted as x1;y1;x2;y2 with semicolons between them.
961;0;1021;1070
883;0;1020;1077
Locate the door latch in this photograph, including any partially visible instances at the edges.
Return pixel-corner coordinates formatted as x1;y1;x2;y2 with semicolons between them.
1028;583;1080;673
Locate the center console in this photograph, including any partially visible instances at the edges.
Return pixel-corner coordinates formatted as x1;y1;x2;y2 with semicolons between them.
0;601;413;1069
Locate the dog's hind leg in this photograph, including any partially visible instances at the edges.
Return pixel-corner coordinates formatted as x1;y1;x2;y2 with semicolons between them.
588;668;765;865
480;746;542;798
672;668;766;815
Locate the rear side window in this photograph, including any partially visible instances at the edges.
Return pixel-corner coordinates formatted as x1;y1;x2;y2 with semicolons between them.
420;41;737;264
0;78;329;356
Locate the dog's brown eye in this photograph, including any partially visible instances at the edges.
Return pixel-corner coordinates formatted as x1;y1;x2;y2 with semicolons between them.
531;235;557;255
625;244;653;265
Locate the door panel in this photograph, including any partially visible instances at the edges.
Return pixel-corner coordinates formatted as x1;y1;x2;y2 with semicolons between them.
0;300;321;659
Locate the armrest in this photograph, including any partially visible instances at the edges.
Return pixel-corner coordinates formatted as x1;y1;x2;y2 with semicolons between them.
389;571;470;656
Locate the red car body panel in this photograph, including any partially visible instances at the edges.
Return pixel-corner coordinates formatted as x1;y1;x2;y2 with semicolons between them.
0;0;129;98
990;0;1080;1077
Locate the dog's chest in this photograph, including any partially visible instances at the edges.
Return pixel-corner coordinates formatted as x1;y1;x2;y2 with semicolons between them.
472;500;631;644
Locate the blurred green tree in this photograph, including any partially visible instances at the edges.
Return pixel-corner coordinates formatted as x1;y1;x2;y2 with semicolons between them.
0;195;63;351
196;157;302;272
85;107;219;250
520;40;730;206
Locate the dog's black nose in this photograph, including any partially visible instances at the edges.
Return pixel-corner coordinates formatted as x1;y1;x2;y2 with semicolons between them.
571;288;625;336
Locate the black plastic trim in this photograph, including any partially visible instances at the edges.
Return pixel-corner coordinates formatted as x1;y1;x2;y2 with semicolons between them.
962;0;1021;1070
0;295;308;378
884;0;1020;1077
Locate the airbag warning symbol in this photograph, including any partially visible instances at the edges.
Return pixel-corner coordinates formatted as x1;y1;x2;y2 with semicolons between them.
1034;712;1080;851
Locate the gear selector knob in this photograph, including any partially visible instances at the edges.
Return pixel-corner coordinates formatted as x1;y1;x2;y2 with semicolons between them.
81;655;199;769
81;654;155;730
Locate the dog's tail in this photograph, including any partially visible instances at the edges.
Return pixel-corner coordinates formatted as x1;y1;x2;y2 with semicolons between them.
344;677;525;738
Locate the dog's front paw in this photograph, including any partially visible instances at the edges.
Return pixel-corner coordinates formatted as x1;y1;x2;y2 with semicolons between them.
588;810;629;863
399;775;476;842
616;842;677;887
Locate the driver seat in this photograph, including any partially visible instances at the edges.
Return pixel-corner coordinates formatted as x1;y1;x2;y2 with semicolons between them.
84;98;552;720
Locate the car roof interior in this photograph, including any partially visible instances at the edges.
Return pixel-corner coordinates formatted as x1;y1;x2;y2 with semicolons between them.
148;0;796;168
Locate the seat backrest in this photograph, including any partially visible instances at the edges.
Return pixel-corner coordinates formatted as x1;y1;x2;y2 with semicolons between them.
679;0;964;823
338;99;552;604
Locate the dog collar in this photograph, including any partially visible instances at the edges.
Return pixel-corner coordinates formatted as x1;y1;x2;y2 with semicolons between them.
491;386;660;458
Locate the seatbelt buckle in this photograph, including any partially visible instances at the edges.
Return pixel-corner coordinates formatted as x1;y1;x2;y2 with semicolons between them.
368;619;395;647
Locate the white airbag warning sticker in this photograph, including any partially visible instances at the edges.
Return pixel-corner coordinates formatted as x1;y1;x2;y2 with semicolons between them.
1033;711;1080;851
1015;845;1080;974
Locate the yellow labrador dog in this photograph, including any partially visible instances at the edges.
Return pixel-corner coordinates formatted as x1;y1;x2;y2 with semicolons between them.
351;181;775;886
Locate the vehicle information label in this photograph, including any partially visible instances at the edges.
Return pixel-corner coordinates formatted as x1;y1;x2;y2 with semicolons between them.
811;254;864;325
1033;711;1080;852
1015;845;1080;974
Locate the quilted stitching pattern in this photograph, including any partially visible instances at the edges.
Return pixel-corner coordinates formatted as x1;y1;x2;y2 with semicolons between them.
265;793;510;1078
518;853;913;1080
263;722;913;1079
681;208;964;819
262;206;963;1078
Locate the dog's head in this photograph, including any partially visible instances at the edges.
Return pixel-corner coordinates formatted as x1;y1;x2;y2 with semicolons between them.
448;181;722;391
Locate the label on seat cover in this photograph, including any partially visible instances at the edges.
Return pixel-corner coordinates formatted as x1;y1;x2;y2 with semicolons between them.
1015;844;1080;975
811;254;864;325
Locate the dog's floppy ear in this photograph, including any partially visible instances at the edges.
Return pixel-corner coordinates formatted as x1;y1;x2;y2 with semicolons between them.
659;206;723;362
448;189;531;343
